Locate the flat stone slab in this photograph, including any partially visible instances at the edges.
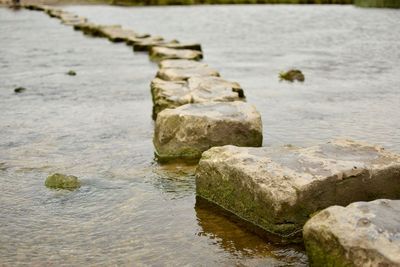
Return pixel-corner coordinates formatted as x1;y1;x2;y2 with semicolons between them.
59;13;87;26
150;46;203;61
158;59;209;69
303;199;400;266
99;25;145;42
154;101;262;161
156;66;220;81
128;36;164;49
195;139;400;241
151;76;245;118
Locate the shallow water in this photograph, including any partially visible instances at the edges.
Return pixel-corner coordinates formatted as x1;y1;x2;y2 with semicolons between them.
0;4;399;266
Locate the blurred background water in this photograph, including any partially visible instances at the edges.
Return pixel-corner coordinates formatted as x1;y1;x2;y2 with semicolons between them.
0;5;399;266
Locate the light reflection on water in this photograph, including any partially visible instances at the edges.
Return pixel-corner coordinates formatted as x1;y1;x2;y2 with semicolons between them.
1;4;399;266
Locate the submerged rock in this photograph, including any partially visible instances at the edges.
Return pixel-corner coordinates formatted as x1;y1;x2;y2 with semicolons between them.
195;139;400;242
14;87;26;93
45;173;81;190
303;199;400;266
149;46;203;61
151;76;245;118
66;70;76;76
154;101;262;161
279;69;305;82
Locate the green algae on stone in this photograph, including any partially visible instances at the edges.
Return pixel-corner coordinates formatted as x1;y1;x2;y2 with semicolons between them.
279;69;305;82
67;70;77;76
45;173;81;190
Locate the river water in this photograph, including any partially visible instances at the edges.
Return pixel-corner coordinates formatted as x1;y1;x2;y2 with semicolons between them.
0;4;399;266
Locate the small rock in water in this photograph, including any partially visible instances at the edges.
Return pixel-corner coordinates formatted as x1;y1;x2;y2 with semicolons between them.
279;69;305;82
14;87;26;93
45;173;81;190
67;70;77;76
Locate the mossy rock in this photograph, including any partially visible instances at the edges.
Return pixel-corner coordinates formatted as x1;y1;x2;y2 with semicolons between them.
279;69;305;82
45;173;81;190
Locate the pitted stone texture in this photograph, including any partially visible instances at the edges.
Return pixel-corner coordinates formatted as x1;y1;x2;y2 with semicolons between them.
151;77;245;118
195;139;400;241
154;102;262;161
303;199;400;266
150;46;203;61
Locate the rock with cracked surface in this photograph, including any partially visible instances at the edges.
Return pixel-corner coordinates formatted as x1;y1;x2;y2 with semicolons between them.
195;139;400;242
303;199;400;266
151;76;245;118
154;101;262;162
150;46;203;61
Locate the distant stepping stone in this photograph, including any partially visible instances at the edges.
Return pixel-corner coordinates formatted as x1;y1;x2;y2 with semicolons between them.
151;76;245;118
196;139;400;242
99;25;145;43
60;13;87;26
303;199;400;266
150;46;203;61
154;101;262;162
156;66;219;81
158;59;209;69
128;36;165;51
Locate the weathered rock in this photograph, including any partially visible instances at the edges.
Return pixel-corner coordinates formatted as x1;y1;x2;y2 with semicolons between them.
151;76;245;118
14;87;26;93
73;22;104;37
196;139;400;242
150;46;203;61
66;70;76;76
303;199;400;266
163;42;202;51
156;66;220;81
279;69;305;82
59;13;87;26
158;59;209;69
45;173;81;190
23;4;51;11
154;101;262;161
130;36;171;52
99;25;142;42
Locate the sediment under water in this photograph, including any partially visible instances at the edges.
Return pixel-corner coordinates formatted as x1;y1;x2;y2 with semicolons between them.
1;5;399;266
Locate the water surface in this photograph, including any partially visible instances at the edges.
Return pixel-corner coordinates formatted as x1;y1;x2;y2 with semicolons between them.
1;4;399;266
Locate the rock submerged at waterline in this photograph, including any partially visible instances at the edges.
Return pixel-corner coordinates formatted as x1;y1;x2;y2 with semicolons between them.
150;46;203;61
195;139;400;242
45;173;81;190
279;69;305;82
151;76;245;118
303;199;400;266
14;87;26;93
154;101;262;161
67;70;76;76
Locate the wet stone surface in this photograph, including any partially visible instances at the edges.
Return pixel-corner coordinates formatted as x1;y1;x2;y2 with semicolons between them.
196;139;400;241
303;199;400;266
154;101;262;161
151;76;245;118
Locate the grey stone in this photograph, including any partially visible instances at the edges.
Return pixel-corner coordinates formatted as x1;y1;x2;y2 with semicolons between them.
154;101;262;161
156;66;219;81
195;139;400;242
150;46;203;61
151;76;245;118
303;199;400;266
45;173;81;190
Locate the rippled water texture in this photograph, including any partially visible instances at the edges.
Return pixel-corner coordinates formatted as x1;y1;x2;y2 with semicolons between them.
0;4;399;266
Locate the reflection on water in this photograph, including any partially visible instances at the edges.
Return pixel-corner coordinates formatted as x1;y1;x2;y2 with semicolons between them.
1;4;400;266
195;197;308;266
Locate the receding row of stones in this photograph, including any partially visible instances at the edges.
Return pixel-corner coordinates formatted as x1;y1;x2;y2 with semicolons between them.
21;4;400;266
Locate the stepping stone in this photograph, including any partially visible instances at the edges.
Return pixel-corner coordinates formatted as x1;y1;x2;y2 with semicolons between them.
132;38;173;52
196;139;400;242
154;101;262;162
99;25;144;42
150;46;203;61
163;42;202;51
158;59;209;69
156;65;219;81
60;13;87;26
303;199;400;266
24;4;51;11
73;23;105;37
151;76;245;118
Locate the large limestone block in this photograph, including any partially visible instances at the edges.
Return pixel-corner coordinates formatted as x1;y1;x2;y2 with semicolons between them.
150;46;203;61
151;77;245;118
196;140;400;241
303;199;400;266
154;102;262;161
